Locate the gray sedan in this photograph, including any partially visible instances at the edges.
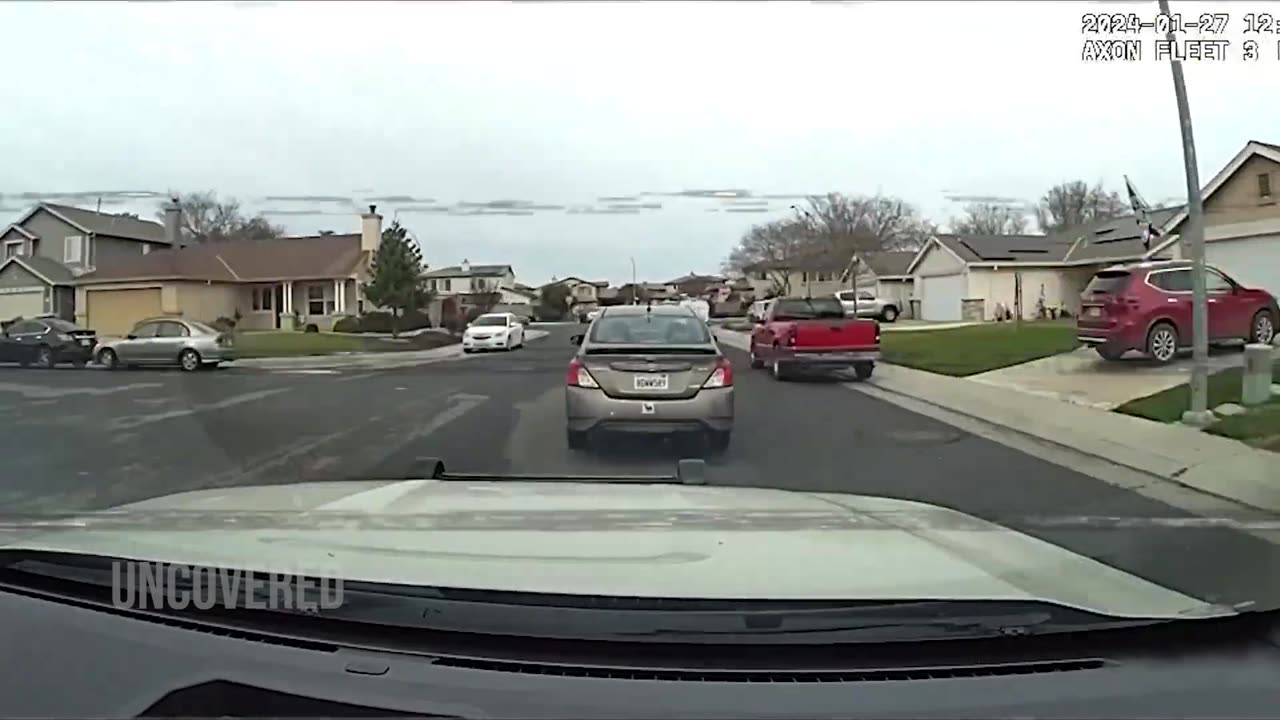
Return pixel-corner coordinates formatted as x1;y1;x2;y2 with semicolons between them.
565;304;734;453
95;317;237;371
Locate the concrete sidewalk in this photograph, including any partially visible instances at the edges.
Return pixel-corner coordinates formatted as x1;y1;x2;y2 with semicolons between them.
233;329;548;370
714;327;1279;514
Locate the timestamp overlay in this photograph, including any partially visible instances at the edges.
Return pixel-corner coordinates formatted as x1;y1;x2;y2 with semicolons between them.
1080;9;1280;64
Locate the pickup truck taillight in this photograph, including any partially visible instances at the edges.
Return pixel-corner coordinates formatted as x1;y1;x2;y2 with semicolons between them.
702;357;733;388
875;321;881;344
566;357;599;388
784;328;797;347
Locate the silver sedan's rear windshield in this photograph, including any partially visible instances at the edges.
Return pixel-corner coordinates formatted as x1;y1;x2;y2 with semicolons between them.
589;313;711;345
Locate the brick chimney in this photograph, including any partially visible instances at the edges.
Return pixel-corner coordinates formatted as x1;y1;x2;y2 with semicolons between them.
361;204;383;254
164;197;183;247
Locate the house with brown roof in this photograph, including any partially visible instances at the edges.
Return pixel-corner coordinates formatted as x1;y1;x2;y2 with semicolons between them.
1146;140;1280;299
0;202;173;322
72;205;384;336
741;250;917;309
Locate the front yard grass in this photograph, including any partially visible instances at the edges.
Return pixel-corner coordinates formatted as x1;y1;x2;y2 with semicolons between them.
879;319;1079;377
1115;360;1280;451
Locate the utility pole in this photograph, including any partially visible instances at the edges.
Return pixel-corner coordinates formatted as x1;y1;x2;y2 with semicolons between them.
629;256;637;304
1157;0;1212;425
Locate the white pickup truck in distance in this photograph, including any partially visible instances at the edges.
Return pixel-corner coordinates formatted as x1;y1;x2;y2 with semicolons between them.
835;289;900;323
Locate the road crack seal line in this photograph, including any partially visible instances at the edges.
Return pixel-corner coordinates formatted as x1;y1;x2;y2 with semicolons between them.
0;381;162;399
107;388;288;431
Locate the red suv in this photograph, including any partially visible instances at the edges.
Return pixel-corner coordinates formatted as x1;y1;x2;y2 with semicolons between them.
1077;260;1278;363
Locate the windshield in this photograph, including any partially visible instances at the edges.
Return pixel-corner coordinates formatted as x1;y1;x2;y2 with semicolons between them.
4;1;1278;661
589;312;710;344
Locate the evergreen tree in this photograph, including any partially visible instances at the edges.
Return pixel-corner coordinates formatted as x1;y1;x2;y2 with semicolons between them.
362;221;430;335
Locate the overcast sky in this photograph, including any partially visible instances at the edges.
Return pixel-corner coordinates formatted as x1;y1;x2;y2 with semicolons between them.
1;1;1275;286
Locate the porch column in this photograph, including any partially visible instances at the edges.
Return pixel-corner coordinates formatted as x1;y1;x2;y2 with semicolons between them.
283;281;292;314
334;280;343;313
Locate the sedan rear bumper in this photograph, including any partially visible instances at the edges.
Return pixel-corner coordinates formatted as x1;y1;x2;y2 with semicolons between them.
566;386;734;434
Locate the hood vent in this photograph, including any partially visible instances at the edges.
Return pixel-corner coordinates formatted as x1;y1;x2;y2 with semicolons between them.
428;656;1106;683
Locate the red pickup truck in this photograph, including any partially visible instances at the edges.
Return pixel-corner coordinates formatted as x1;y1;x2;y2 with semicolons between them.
748;296;881;380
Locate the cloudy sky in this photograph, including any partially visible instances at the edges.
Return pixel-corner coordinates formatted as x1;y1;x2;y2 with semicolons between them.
1;1;1275;286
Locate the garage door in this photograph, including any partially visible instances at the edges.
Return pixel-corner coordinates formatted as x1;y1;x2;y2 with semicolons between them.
1206;235;1280;300
0;289;46;323
86;288;162;337
919;273;965;321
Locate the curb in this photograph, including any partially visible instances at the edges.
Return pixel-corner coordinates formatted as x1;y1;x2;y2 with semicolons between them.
714;327;1280;516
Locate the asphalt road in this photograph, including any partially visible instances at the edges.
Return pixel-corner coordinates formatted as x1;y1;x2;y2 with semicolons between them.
3;322;1280;609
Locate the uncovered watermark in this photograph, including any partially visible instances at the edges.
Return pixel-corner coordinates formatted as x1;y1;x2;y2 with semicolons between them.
111;561;345;612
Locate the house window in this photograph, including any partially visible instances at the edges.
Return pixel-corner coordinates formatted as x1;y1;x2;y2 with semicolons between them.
307;284;329;315
1259;173;1272;199
4;241;21;259
252;287;272;312
64;235;83;263
815;271;832;282
441;279;451;292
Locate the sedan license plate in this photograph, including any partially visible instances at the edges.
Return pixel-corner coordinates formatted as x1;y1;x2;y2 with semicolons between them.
633;374;669;391
1087;307;1102;318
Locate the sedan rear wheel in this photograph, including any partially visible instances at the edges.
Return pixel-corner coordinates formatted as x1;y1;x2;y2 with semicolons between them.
1250;310;1276;345
179;348;202;372
881;306;899;323
35;345;55;369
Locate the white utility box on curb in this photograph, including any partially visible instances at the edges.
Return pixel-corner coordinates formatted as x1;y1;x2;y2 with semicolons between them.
1241;343;1274;406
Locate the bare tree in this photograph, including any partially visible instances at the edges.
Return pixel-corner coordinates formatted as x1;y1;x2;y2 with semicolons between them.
1034;181;1127;233
950;203;1029;235
794;193;935;286
158;190;286;243
724;219;812;296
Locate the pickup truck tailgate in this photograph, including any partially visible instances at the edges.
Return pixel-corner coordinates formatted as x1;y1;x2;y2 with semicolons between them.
792;319;878;349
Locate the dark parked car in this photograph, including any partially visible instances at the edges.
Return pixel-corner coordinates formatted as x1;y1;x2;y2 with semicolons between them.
0;317;98;368
1077;260;1278;363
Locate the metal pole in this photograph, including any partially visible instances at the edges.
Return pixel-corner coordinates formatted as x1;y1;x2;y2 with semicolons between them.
1157;0;1211;424
629;257;637;304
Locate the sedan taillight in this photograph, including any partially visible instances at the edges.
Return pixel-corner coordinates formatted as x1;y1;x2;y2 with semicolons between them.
566;357;599;388
702;357;733;388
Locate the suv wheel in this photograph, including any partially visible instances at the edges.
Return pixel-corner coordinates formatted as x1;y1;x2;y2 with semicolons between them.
881;306;898;323
1146;322;1179;363
1249;310;1276;345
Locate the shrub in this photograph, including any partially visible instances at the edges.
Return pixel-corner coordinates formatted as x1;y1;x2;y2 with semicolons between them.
331;310;432;334
304;323;319;333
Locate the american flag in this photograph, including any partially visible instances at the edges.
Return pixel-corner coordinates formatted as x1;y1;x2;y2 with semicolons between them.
1124;175;1161;251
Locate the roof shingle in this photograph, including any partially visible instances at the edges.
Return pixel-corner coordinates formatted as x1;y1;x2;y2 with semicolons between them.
77;234;364;284
43;203;169;244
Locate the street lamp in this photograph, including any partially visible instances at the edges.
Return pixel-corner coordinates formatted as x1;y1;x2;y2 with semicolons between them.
1157;0;1212;426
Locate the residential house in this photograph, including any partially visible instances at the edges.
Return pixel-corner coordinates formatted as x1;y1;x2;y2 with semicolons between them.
668;273;725;298
1147;139;1280;298
0;202;173;321
71;205;385;336
423;261;530;320
741;250;914;302
905;210;1179;322
543;276;609;304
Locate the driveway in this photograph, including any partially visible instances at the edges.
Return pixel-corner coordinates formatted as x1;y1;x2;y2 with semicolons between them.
969;343;1273;410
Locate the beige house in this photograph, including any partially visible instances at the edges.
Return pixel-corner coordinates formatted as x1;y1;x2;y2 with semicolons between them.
73;206;384;336
1147;139;1280;298
742;250;916;309
424;261;516;296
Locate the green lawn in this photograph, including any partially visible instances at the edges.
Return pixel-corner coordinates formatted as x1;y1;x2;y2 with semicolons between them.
1115;360;1280;451
879;320;1079;377
235;332;368;358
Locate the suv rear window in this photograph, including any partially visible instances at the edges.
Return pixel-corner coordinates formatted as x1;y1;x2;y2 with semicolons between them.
1083;271;1132;296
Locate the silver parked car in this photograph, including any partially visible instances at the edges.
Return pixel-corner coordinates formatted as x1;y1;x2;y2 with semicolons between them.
565;304;734;453
95;317;236;371
835;289;900;322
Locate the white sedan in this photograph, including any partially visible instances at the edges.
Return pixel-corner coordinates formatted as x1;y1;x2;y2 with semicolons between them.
462;313;525;353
